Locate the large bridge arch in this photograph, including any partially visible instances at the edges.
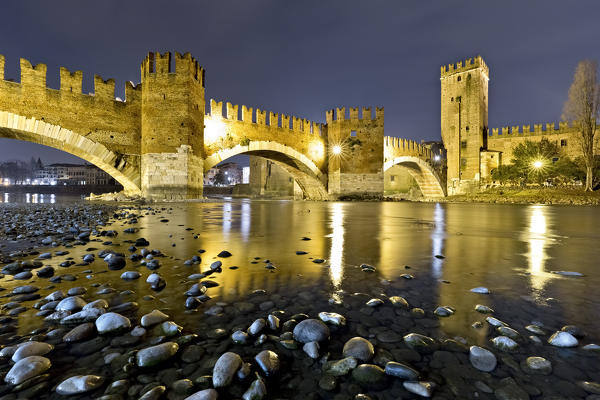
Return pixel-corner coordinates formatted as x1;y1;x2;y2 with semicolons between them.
204;141;329;200
384;156;445;198
0;112;141;195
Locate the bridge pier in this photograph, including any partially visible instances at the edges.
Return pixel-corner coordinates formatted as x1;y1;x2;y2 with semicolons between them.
141;145;203;200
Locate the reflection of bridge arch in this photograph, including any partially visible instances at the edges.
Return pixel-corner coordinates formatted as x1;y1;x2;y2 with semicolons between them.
384;156;445;198
0;112;141;195
204;141;329;200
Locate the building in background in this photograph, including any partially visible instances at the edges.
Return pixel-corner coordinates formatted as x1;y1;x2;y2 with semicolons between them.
33;163;117;186
204;162;243;186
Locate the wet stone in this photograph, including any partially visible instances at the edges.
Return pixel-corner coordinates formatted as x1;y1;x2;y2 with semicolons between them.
403;333;438;353
242;378;267;400
293;318;330;343
351;364;387;389
96;312;131;334
56;375;104;396
343;337;375;362
136;342;179;367
403;381;436;398
548;331;578;347
469;346;497;372
521;356;552;375
12;341;53;362
323;357;358;376
319;375;338;391
384;361;419;380
4;356;51;385
255;350;280;376
213;352;243;388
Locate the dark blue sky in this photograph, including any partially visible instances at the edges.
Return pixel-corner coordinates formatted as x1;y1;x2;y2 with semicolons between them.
0;0;599;163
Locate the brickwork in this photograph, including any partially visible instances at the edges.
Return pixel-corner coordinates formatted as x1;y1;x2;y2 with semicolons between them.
0;51;446;200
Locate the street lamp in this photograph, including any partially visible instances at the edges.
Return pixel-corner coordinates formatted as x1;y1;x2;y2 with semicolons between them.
332;145;342;155
532;160;543;169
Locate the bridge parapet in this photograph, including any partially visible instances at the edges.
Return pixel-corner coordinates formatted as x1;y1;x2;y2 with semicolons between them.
204;98;327;171
0;54;141;158
384;136;438;164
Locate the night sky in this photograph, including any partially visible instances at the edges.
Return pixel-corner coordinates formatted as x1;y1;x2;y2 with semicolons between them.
0;1;599;164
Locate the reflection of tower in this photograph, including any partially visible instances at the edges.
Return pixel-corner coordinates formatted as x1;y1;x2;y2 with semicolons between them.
328;202;345;291
524;205;554;291
431;203;446;278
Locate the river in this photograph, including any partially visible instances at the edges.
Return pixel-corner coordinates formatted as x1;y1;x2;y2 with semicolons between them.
1;198;599;398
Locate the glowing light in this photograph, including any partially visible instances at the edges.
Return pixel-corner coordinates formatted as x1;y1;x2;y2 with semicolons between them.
434;155;441;161
309;141;325;161
204;117;227;144
332;145;342;155
532;160;544;169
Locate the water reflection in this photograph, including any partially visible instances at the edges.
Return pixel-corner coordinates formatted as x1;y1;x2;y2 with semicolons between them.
524;205;554;291
2;192;57;204
240;201;251;242
431;203;445;278
328;202;345;295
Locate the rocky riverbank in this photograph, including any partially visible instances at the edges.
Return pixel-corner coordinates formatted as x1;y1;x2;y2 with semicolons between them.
0;203;599;399
442;187;600;206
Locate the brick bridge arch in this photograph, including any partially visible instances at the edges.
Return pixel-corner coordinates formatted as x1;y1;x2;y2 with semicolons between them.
384;156;445;198
0;112;141;195
204;141;329;200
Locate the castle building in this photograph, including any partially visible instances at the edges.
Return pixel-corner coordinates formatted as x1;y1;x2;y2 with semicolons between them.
441;56;600;195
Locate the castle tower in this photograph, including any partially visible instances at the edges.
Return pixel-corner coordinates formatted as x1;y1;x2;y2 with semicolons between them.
140;51;205;199
326;107;384;197
440;56;489;195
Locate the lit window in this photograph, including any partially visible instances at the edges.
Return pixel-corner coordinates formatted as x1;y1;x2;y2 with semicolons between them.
351;130;357;137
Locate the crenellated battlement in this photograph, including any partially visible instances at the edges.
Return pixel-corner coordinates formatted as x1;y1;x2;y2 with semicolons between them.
0;55;143;102
140;51;205;87
440;55;489;78
325;106;383;123
208;98;324;135
384;136;436;160
488;120;578;138
20;58;47;87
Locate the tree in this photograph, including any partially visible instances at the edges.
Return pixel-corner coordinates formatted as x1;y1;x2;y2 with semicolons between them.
562;60;600;191
511;139;560;185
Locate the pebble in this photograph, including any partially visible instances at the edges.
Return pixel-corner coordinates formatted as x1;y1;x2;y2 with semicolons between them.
4;355;51;385
521;356;552;375
403;381;436;397
342;337;375;362
232;330;249;344
293;318;330;343
12;341;53;362
213;352;243;387
486;316;508;327
63;323;95;342
351;364;387;389
548;331;578;347
255;350;280;376
136;342;179;367
403;333;438;353
95;312;131;334
384;361;419;380
141;309;169;327
185;389;219;400
323;357;358;376
366;298;384;307
469;346;497;372
248;318;266;335
318;311;346;326
120;271;141;280
243;378;267;400
470;287;490;294
303;341;320;358
389;295;409;308
434;306;455;317
56;296;87;312
475;304;494;313
491;336;518;351
56;375;104;395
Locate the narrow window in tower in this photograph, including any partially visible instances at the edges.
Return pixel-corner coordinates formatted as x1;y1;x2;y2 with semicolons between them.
457;76;461;82
451;97;454;102
390;175;396;182
461;158;467;166
461;140;467;149
351;130;357;137
561;139;567;147
465;126;469;131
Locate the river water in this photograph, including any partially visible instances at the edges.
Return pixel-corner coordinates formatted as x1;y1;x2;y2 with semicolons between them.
1;198;599;399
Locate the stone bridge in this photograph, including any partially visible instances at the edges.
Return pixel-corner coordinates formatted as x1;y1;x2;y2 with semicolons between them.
0;51;445;200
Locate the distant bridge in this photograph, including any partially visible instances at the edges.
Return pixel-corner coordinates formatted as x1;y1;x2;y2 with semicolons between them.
0;52;445;200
